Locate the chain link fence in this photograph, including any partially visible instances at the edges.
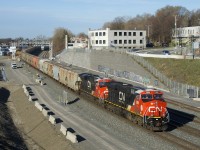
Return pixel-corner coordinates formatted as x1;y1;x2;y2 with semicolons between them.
127;52;200;98
98;65;151;86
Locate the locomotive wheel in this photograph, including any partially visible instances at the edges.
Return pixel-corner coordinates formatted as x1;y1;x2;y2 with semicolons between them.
134;117;138;124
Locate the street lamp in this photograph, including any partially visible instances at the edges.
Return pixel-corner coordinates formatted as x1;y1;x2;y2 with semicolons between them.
174;15;177;49
146;25;151;44
191;35;195;59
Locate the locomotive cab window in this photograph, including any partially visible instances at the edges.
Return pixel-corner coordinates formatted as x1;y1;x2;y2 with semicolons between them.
153;94;164;101
99;82;106;88
141;94;153;102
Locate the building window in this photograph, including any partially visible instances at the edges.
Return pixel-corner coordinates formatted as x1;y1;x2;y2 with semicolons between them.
119;32;122;36
95;32;98;36
114;40;117;44
140;40;143;44
124;40;127;44
133;32;136;36
114;32;117;36
103;40;106;44
103;32;106;36
124;32;127;36
92;40;94;44
91;32;94;36
128;40;131;44
99;40;102;44
119;40;122;44
99;32;102;36
96;40;98;44
140;32;143;36
133;40;136;44
129;32;131;36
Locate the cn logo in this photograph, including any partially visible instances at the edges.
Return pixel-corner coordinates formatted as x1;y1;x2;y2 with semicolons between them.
119;91;125;104
148;106;163;112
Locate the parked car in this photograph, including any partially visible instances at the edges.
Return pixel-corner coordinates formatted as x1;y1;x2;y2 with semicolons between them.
146;43;154;47
11;63;17;69
162;50;170;55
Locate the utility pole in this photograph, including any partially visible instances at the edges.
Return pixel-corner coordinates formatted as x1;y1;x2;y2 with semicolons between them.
146;25;151;44
174;15;177;49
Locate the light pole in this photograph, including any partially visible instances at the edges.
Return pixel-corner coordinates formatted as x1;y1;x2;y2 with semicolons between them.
146;25;151;44
174;15;177;49
191;35;194;59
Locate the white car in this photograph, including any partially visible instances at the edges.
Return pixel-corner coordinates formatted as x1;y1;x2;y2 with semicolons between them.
11;63;17;69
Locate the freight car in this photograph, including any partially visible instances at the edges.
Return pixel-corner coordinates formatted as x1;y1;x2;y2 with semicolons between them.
20;51;169;131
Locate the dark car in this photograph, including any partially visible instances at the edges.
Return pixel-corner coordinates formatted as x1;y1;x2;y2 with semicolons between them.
146;43;154;47
162;50;170;55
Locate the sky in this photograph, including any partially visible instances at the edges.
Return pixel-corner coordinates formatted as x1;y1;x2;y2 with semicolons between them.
0;0;199;39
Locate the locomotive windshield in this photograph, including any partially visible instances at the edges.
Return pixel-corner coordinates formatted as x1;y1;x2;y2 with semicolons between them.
153;94;164;101
141;94;164;102
141;94;152;102
99;82;106;88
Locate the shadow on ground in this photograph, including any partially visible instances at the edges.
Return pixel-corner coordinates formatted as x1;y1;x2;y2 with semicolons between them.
0;87;28;150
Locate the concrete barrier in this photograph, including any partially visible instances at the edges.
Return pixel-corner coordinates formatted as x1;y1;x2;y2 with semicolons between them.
36;78;41;83
60;124;67;135
28;95;37;102
25;90;29;96
66;131;78;143
22;84;26;89
35;101;43;111
49;115;56;125
42;109;49;117
25;90;34;97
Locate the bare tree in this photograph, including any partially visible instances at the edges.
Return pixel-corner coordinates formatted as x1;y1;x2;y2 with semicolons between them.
101;5;195;46
77;32;88;39
52;27;74;53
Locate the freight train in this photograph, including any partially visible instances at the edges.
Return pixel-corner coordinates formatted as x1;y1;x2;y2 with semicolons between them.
20;51;170;131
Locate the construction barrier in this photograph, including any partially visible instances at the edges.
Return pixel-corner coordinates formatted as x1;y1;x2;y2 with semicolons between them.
66;131;78;143
49;115;56;125
60;124;67;135
42;109;49;117
35;101;43;111
28;95;37;102
22;84;26;89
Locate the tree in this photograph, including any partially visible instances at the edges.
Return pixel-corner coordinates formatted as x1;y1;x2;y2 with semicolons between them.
52;27;74;53
77;32;88;39
100;5;194;46
189;9;200;26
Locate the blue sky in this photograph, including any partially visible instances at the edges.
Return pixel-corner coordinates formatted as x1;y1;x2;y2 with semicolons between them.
0;0;199;39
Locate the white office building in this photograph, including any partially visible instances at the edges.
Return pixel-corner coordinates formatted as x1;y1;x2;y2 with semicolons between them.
88;28;146;49
172;26;200;47
173;26;200;38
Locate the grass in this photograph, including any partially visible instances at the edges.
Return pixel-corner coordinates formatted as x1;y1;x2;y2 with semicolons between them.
145;58;200;87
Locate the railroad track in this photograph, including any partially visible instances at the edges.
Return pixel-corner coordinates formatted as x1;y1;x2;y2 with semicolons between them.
165;98;200;113
156;131;200;150
23;61;200;149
